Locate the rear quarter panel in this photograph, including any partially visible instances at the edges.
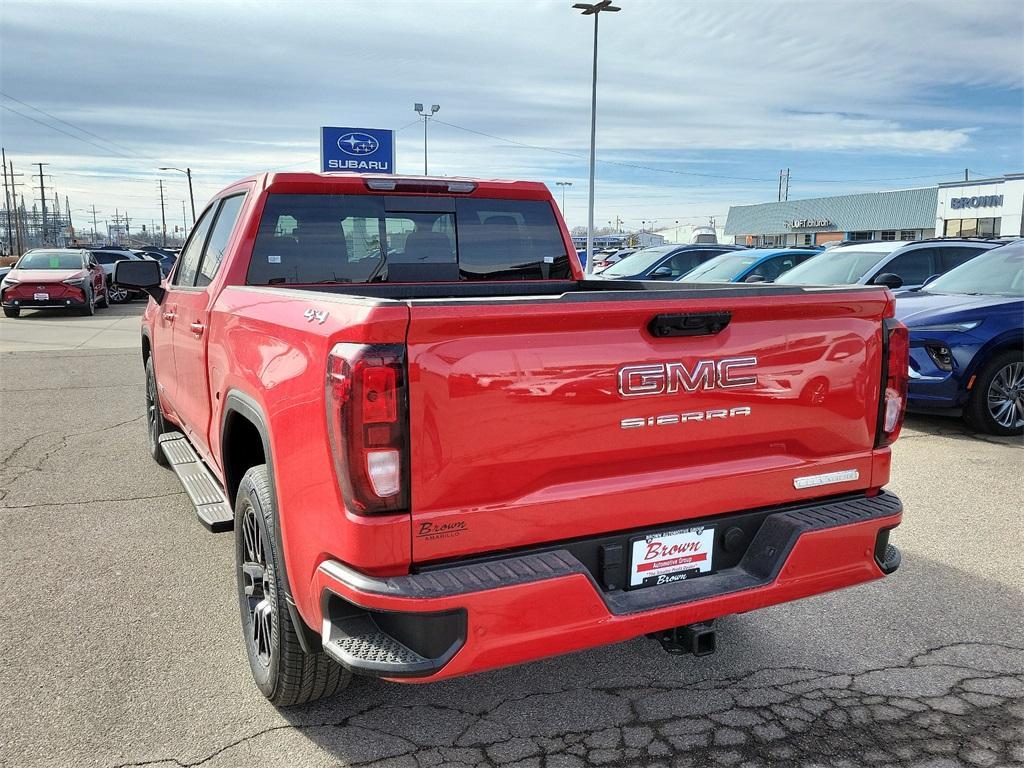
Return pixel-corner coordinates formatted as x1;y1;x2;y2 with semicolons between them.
206;286;412;622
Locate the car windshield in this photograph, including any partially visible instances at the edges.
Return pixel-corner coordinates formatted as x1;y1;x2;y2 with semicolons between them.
601;246;674;277
923;242;1024;297
776;248;888;285
17;251;83;270
679;253;759;282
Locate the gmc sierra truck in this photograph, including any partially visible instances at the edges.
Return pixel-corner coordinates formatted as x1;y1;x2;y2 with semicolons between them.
116;172;906;707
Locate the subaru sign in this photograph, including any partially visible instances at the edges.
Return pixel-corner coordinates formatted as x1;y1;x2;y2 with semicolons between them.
320;126;395;173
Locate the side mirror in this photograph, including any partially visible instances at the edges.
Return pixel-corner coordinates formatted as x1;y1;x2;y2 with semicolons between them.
651;265;673;278
743;273;767;283
114;258;164;303
872;272;904;290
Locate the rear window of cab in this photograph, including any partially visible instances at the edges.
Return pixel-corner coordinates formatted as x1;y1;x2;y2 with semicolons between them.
246;194;570;284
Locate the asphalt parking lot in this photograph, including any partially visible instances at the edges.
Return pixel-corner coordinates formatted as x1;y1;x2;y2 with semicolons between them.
1;305;1022;768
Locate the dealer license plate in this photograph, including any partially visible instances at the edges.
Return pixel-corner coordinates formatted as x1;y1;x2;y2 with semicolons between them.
33;292;49;301
629;525;715;588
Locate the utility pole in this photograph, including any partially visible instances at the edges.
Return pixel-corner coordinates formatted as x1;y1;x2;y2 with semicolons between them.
34;162;49;244
158;179;167;247
65;195;73;241
777;169;790;202
413;104;440;175
91;204;100;243
556;181;573;214
181;200;188;242
1;148;12;255
573;0;621;276
964;168;969;182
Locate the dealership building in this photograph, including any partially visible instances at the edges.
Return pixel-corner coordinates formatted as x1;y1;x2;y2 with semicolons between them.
724;173;1023;246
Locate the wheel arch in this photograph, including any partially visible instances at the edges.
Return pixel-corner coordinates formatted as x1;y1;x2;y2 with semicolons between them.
964;330;1024;386
221;389;320;653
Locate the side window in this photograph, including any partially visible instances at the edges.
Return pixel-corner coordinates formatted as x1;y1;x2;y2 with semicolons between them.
939;246;986;272
883;249;937;285
196;195;246;288
173;206;216;287
753;255;797;281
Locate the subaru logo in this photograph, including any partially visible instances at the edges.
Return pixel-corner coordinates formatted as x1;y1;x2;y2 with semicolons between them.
336;132;379;156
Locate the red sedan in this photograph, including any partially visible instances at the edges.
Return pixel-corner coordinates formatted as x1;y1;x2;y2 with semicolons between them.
1;249;109;318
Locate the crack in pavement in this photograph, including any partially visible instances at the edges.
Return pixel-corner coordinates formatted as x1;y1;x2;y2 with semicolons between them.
107;641;1024;768
0;490;185;510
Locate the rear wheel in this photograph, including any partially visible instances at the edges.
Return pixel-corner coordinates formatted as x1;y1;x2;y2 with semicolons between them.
2;307;19;318
145;357;169;466
235;465;349;707
965;351;1024;436
97;284;109;309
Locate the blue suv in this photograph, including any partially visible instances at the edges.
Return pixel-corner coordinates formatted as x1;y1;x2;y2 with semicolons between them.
895;240;1023;435
676;247;821;283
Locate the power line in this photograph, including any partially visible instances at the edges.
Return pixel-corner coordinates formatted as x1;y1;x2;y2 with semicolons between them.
0;90;151;160
0;104;140;161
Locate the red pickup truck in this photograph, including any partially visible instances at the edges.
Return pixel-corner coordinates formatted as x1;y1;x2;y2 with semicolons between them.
116;172;907;707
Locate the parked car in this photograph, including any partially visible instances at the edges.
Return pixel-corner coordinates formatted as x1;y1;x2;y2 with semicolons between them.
776;239;1000;290
596;243;745;280
896;239;1023;435
86;248;145;303
134;248;177;277
676;247;822;284
118;171;906;707
1;248;109;317
590;247;638;273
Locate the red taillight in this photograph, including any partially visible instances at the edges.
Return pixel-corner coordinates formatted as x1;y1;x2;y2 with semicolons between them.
876;320;909;447
326;343;409;514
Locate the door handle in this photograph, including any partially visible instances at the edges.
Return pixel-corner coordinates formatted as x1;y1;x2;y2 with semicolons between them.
190;321;206;337
649;311;732;338
162;311;176;322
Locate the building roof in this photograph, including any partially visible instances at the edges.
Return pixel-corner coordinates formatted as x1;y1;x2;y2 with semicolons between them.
724;186;938;236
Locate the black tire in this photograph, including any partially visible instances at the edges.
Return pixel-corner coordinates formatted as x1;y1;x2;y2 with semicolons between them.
145;357;169;466
79;287;96;316
964;350;1024;436
235;465;349;707
97;285;109;309
2;307;19;318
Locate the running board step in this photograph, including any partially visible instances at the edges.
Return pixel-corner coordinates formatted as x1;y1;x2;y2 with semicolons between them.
159;432;233;532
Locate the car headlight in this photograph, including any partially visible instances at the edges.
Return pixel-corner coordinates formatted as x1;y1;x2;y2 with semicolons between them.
62;277;87;286
911;320;981;333
1;276;19;287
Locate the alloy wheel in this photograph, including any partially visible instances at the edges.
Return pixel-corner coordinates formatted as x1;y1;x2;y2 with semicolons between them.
146;369;159;450
240;507;274;667
987;361;1024;429
108;285;129;303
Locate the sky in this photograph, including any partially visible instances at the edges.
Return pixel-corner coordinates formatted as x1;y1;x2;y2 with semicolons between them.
1;0;1022;236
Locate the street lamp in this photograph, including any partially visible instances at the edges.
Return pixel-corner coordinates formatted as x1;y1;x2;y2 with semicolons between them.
573;0;620;275
413;103;440;175
159;167;195;224
555;181;573;213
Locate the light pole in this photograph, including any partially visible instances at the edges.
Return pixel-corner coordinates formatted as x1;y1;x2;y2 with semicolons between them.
413;103;440;175
573;0;620;275
159;167;195;224
556;181;573;213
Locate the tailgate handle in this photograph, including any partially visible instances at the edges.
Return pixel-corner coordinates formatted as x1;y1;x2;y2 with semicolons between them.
649;311;732;338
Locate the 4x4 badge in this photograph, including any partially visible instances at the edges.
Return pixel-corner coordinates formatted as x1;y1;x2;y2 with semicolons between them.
303;308;328;324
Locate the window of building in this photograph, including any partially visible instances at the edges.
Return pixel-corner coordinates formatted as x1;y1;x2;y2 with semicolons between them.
880;231;896;241
977;217;1000;237
899;230;917;240
944;218;1000;238
849;231;874;241
803;234;813;245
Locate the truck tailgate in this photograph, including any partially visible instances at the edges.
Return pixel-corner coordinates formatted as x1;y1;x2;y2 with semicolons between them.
406;289;890;562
